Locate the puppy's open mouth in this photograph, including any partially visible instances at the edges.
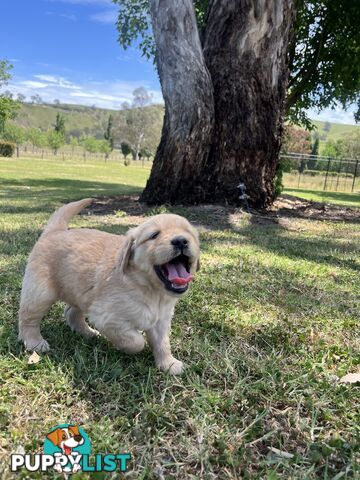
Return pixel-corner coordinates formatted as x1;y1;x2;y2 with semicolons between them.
154;254;193;294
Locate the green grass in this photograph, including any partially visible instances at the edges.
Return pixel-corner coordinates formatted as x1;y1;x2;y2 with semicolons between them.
311;120;359;142
283;187;360;207
1;156;359;479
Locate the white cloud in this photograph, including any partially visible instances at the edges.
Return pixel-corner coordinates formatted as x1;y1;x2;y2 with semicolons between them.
89;9;117;24
33;74;81;90
45;10;77;21
307;104;357;125
19;80;50;89
7;73;163;109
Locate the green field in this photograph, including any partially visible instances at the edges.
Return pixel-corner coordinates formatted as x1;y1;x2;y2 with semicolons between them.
15;102;164;140
1;156;359;479
283;172;360;207
311;120;359;142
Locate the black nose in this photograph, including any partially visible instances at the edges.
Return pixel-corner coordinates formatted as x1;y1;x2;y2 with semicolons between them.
74;435;82;442
171;236;188;249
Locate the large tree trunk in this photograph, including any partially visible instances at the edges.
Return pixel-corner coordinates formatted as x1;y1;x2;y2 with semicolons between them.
140;0;214;204
142;0;295;207
202;0;295;206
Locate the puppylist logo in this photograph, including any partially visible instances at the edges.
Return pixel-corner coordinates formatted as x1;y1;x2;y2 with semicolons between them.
10;424;131;474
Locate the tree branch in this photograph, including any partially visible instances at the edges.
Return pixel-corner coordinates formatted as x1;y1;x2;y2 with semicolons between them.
286;24;328;110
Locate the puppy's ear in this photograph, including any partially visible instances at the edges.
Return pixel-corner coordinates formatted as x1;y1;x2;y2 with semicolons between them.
46;429;61;446
69;425;80;436
196;258;201;272
118;235;134;273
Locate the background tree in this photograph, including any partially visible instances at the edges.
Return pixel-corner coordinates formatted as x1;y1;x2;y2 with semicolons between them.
115;1;295;206
2;122;26;147
54;112;66;136
70;136;79;155
30;95;43;104
0;60;19;133
27;128;46;151
98;139;112;159
3;90;13;99
115;0;360;206
17;93;26;103
311;136;319;157
287;0;360;126
341;130;360;159
47;130;65;155
121;141;132;160
122;87;154;161
322;139;343;159
104;114;114;152
81;136;100;154
141;147;153;161
282;125;312;154
321;131;360;159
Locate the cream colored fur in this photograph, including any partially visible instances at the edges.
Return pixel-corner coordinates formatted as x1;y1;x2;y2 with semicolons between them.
18;198;200;375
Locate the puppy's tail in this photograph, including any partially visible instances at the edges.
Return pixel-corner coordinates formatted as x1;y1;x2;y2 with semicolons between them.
43;198;93;234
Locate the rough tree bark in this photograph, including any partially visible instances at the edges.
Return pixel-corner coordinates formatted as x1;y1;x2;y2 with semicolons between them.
140;0;214;204
203;0;295;206
141;0;295;207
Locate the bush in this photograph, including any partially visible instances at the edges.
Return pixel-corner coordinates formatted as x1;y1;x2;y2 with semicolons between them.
274;157;293;197
0;140;15;157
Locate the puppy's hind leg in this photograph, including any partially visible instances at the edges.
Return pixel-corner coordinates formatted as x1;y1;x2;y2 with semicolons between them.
18;278;55;352
99;324;145;354
64;305;98;338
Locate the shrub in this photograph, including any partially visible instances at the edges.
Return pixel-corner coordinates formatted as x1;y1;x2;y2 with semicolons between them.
121;142;132;159
0;140;15;157
274;157;293;197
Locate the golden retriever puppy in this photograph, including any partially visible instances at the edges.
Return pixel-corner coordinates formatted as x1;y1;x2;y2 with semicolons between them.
18;199;200;375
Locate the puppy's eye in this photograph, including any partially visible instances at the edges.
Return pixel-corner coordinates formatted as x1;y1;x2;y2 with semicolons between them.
149;231;160;240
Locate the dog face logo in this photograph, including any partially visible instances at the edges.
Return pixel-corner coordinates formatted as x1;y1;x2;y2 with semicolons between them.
44;424;90;474
46;425;84;456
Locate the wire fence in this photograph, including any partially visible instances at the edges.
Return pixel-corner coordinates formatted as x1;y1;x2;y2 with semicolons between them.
12;148;360;194
280;152;360;193
16;147;153;166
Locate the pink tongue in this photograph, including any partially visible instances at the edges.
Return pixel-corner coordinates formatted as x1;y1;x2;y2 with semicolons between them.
166;263;193;285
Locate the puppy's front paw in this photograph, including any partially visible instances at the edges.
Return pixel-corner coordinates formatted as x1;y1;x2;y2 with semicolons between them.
25;338;50;353
158;357;184;375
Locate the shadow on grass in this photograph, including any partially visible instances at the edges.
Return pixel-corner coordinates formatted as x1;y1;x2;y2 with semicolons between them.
1;196;358;414
0;177;143;214
199;219;359;273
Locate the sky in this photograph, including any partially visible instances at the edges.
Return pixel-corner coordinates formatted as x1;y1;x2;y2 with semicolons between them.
0;0;357;124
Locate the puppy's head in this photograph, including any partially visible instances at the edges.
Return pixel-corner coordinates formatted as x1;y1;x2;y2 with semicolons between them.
121;214;200;296
46;425;84;453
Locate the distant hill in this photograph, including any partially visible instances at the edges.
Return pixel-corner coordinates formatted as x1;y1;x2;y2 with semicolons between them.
311;119;359;141
14;102;358;148
15;102;164;142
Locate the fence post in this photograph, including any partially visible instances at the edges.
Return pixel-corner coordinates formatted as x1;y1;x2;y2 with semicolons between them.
323;157;331;191
335;159;342;192
344;160;350;191
352;159;359;193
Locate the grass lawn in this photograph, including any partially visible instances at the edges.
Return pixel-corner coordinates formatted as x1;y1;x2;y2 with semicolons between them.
283;187;360;208
0;156;359;479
